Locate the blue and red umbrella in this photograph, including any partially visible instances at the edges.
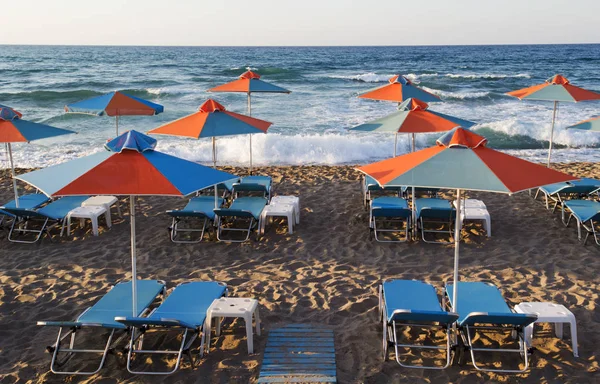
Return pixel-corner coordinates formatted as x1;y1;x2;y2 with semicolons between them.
17;130;237;315
148;99;272;167
65;91;164;136
0;105;75;206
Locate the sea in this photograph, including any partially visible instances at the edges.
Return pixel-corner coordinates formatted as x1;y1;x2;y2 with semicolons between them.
1;44;600;168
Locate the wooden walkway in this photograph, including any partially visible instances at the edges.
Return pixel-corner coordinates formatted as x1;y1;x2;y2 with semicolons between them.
257;324;337;383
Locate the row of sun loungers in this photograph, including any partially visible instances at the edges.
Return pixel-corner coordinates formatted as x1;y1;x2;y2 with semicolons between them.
370;196;456;243
38;280;227;375
380;279;537;373
0;195;90;243
534;178;600;246
168;175;272;243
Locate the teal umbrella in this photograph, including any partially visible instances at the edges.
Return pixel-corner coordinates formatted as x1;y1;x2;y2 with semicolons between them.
567;116;600;132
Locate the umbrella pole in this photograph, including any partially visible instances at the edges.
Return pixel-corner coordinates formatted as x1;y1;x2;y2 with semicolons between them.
248;92;253;175
130;195;138;316
411;133;416;239
116;116;119;137
212;137;217;168
393;133;397;157
452;188;462;314
7;143;19;208
547;101;558;167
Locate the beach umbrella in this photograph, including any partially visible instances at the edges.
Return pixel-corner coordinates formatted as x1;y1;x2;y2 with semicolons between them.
358;75;441;103
357;127;576;313
506;75;600;167
148;99;272;168
65;91;164;136
566;115;600;132
207;70;290;173
0;107;75;207
16;130;237;316
349;98;475;156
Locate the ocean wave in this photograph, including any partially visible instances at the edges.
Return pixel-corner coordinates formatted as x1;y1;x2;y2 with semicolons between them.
421;86;493;100
328;73;394;83
0;89;103;103
443;73;531;79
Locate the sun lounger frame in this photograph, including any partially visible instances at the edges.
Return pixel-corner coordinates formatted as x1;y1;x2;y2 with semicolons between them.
38;280;166;375
117;282;228;375
561;200;600;245
444;283;537;373
215;210;261;242
361;175;402;208
166;197;225;243
5;208;59;243
379;281;459;370
370;198;412;243
416;199;456;244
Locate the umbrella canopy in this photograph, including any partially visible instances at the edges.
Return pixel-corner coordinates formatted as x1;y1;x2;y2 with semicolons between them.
65;91;164;136
506;75;600;166
148;99;272;167
207;70;290;174
0;112;75;207
16;130;237;315
0;104;22;120
207;70;291;94
357;127;576;312
358;75;441;103
567;116;600;132
349;98;475;155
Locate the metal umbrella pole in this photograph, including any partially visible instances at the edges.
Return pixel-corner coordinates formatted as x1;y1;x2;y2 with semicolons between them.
547;101;558;167
212;137;217;168
248;92;253;175
116;115;120;137
129;195;138;316
7;143;20;208
451;188;462;314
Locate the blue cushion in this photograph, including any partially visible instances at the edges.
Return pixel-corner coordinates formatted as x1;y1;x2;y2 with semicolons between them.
167;196;224;220
0;193;49;217
414;198;455;219
383;280;456;323
564;200;600;222
147;281;226;328
224;197;267;220
371;197;411;218
77;280;165;329
37;196;90;220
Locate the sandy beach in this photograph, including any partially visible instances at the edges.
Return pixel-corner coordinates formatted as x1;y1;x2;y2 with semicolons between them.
0;163;598;383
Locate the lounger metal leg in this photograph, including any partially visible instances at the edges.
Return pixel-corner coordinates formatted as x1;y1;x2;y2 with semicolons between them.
390;321;453;369
49;327;116;375
216;217;255;243
8;217;49;243
372;217;410;243
463;325;531;373
420;218;454;244
169;217;209;243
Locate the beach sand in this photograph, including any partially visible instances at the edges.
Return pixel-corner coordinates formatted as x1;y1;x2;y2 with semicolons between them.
0;163;598;383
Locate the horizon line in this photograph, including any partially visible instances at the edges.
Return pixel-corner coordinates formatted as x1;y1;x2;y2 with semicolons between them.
1;42;599;48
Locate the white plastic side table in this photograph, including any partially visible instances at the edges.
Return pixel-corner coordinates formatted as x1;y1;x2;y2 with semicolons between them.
260;203;296;235
206;297;261;354
82;196;122;224
270;196;300;224
64;206;110;236
514;302;578;357
453;199;491;237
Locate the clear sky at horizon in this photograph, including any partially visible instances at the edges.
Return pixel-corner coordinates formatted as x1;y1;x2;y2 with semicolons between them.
3;0;600;46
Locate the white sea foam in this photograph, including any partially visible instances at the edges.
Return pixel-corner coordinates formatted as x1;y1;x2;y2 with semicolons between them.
421;86;491;100
443;73;531;79
146;88;163;95
328;73;394;83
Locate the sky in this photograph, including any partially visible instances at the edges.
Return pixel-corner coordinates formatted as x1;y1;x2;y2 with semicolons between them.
3;0;600;46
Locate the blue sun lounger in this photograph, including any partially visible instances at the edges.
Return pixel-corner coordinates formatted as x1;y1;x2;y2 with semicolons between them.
414;198;456;244
362;175;402;207
37;280;166;375
562;199;600;245
535;178;600;212
3;195;90;243
233;175;272;201
115;281;227;375
445;282;537;373
0;193;49;226
166;196;225;243
379;280;458;369
370;197;412;242
214;196;268;242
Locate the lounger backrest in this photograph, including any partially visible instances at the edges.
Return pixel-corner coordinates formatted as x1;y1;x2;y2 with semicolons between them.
0;207;46;219
78;280;165;328
419;207;456;220
390;309;459;324
213;208;255;219
149;281;227;328
233;183;268;193
446;282;515;324
372;207;411;218
37;196;90;220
